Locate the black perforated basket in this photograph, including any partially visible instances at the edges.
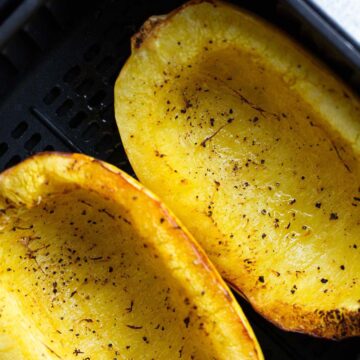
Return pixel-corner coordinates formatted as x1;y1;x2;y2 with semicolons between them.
0;1;359;359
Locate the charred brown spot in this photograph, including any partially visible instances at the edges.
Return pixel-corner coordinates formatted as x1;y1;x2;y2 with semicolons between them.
183;316;190;328
329;213;339;220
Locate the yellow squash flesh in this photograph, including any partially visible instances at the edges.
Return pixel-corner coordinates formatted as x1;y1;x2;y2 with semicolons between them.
115;0;360;338
0;153;262;359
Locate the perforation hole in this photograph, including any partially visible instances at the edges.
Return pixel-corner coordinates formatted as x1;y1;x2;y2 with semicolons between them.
84;43;101;61
0;142;8;157
106;149;120;164
95;134;113;153
96;56;114;73
43;145;55;151
11;121;28;139
0;54;18;97
76;78;94;96
82;122;100;141
93;9;103;20
106;143;132;173
45;0;82;28
69;112;87;129
3;30;40;71
24;133;41;151
43;86;61;105
5;155;21;169
88;90;106;108
24;6;62;50
56;99;73;116
63;65;81;83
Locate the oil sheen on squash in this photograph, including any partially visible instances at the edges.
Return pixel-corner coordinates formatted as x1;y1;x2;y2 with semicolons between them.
0;154;262;359
115;1;360;338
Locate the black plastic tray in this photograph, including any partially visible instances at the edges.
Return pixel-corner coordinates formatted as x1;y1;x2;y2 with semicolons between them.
0;1;359;359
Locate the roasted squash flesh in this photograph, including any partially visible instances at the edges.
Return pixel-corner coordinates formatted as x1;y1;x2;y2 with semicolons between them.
0;153;262;359
115;0;360;338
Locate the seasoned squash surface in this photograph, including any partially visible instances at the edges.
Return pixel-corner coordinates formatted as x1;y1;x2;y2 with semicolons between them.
115;0;360;338
0;153;262;359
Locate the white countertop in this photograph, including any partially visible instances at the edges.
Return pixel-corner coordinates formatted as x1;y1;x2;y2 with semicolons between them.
309;0;360;45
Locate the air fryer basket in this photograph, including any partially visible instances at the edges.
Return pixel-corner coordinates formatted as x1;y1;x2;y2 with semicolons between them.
0;0;359;359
